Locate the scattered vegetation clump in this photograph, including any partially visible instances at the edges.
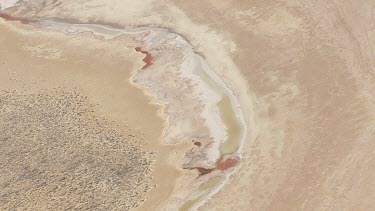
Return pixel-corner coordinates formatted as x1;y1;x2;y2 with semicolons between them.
0;89;153;210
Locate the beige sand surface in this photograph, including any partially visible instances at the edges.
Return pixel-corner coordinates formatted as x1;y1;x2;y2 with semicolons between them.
1;0;375;210
0;20;179;210
171;1;375;210
2;2;254;209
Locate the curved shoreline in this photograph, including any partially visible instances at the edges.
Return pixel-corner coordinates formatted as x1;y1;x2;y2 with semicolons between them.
0;13;249;210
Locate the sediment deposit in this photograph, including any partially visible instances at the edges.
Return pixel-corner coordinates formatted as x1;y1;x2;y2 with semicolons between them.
0;9;248;210
4;1;374;211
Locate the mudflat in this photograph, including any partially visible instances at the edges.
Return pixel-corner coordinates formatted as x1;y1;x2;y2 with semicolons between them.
1;0;375;210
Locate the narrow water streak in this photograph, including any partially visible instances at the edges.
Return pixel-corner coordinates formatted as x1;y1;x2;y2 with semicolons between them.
218;96;241;154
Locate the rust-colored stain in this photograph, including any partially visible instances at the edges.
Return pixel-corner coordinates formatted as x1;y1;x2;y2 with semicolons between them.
196;167;215;176
0;13;29;24
135;47;153;69
185;155;239;177
216;157;238;171
194;141;201;147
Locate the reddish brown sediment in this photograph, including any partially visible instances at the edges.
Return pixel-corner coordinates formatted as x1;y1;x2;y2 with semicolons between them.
193;141;201;147
0;13;29;24
135;47;153;69
216;157;238;171
196;167;215;176
185;155;239;177
183;165;213;177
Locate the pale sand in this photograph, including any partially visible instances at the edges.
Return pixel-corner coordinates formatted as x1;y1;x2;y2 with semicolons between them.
1;15;239;210
0;20;179;209
0;0;19;10
171;1;375;210
7;18;244;208
2;0;375;210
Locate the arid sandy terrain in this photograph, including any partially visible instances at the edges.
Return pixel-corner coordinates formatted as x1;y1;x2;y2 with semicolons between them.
1;0;375;210
0;20;180;210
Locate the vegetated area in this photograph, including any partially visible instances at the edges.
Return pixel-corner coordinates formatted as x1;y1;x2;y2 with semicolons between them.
0;88;153;210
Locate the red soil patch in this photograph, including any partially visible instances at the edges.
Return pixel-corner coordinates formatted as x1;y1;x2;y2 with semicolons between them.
0;13;29;24
194;141;201;147
186;155;239;177
196;167;215;176
135;47;153;69
216;157;238;171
